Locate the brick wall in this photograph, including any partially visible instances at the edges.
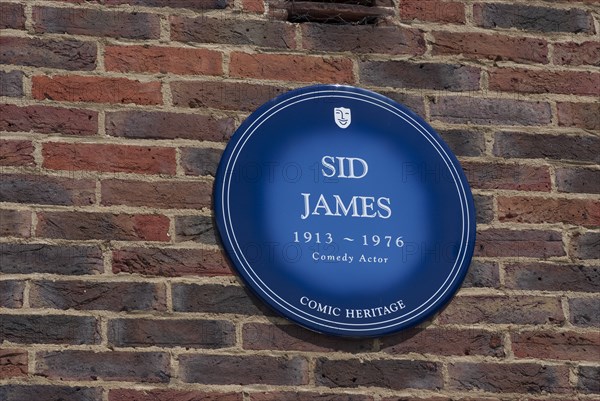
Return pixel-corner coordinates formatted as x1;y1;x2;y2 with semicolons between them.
0;0;599;399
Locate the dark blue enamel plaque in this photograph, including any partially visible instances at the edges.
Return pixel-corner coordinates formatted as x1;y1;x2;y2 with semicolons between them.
215;85;476;337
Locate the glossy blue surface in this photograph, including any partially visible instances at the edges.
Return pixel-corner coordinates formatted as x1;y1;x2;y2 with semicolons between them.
215;85;476;337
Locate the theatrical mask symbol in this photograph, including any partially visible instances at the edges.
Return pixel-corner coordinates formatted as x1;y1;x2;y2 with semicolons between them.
334;107;351;129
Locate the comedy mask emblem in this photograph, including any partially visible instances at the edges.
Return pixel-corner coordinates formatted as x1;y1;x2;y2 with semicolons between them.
334;107;351;129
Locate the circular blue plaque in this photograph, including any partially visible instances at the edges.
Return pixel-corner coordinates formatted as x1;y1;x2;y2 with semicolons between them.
215;85;476;337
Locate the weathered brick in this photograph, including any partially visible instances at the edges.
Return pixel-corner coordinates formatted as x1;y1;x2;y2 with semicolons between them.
430;97;552;126
505;262;599;292
474;3;595;34
578;366;600;393
377;92;425;118
243;323;374;353
0;349;27;379
0;314;99;345
553;41;600;66
0;244;103;275
106;110;234;141
171;16;295;49
0;210;31;238
33;75;162;105
241;0;263;13
109;389;241;401
462;162;551;191
101;179;211;209
437;129;485;157
0;140;34;167
0;71;23;97
36;211;170;241
0;104;98;135
180;147;223;176
438;295;565;325
172;283;271;315
498;196;600;227
571;231;600;260
448;362;570;393
0;37;96;70
494;132;599;163
381;327;504;357
43;142;176;175
473;194;494;225
463;260;500;288
557;102;600;131
316;358;443;390
33;6;160;39
113;247;232;277
108;318;235;348
0;3;25;29
179;354;308;385
0;385;102;401
175;215;220;244
105;46;222;75
103;0;227;9
0;174;95;206
229;53;354;84
302;24;425;55
37;350;170;383
360;61;479;91
489;68;599;96
569;298;600;327
249;393;371;401
400;0;465;23
171;81;286;112
30;280;166;311
512;330;600;361
0;281;24;308
475;229;565;258
432;31;547;64
556;167;600;194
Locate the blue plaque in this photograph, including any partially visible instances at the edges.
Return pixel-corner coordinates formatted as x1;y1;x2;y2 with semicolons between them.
215;85;476;337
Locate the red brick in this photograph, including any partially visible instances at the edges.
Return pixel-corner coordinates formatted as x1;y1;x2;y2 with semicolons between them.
32;75;162;105
172;284;272;315
489;68;599;96
243;323;374;353
0;140;34;167
448;362;570;393
230;53;354;84
462;161;551;191
0;314;99;344
556;167;600;194
1;243;103;275
302;24;425;55
106;110;234;141
1;174;95;206
101;179;211;209
0;3;25;29
0;104;98;135
0;349;27;379
400;0;465;23
512;330;600;361
174;215;219;244
475;229;565;258
432;31;547;64
498;196;600;227
493;132;599;163
0;281;24;308
250;393;372;401
0;37;96;71
43;142;176;175
571;231;600;260
30;280;167;311
316;358;443;390
171;16;295;49
0;210;31;238
36;211;170;241
554;41;600;66
108;318;235;348
557;102;600;131
360;61;479;91
430;97;552;126
578;366;600;393
33;6;160;39
437;295;565;325
179;354;308;385
241;0;264;13
37;350;169;383
505;262;599;292
0;385;102;401
103;0;227;10
105;45;223;75
109;389;241;401
381;327;505;357
113;247;233;277
0;70;24;97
